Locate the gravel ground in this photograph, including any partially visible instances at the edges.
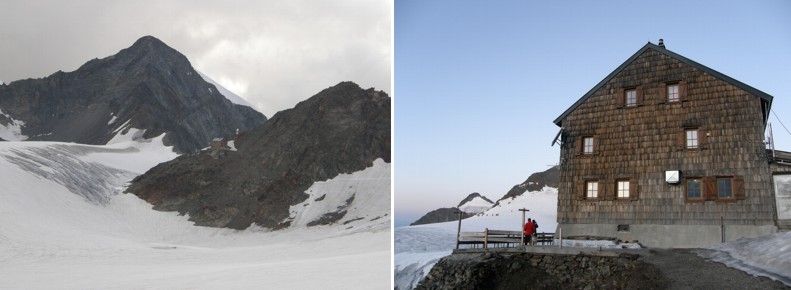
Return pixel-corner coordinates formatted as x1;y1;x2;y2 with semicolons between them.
635;248;789;290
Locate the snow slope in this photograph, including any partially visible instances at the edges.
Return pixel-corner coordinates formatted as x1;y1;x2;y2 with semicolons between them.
698;231;791;286
394;187;559;290
0;108;28;141
458;196;493;214
0;140;389;289
197;71;255;108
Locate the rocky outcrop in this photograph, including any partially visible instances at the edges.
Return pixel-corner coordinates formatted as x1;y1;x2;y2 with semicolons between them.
416;252;667;290
0;35;265;153
410;208;473;226
125;82;390;230
496;166;559;205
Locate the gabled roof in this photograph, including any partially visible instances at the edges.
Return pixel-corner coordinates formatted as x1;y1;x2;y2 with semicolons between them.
553;42;774;126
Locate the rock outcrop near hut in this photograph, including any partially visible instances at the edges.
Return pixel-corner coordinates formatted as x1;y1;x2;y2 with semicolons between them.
416;252;667;290
0;35;266;153
125;82;390;230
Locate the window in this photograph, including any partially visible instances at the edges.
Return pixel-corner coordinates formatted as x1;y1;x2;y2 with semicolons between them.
625;89;637;107
617;180;630;198
687;178;702;199
586;181;598;199
718;177;733;198
667;84;679;102
686;129;699;149
583;137;594;154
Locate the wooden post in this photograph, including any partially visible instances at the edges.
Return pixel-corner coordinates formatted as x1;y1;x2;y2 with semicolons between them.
484;228;489;249
721;216;725;243
559;227;563;249
518;208;529;247
455;211;463;249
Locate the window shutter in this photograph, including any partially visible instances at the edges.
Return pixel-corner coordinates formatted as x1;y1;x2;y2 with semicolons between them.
592;135;599;155
597;179;606;200
636;86;644;106
699;127;708;149
677;129;686;151
658;83;667;104
575;137;582;156
616;90;624;108
734;176;745;200
629;179;639;201
704;177;717;200
679;81;688;101
577;180;585;200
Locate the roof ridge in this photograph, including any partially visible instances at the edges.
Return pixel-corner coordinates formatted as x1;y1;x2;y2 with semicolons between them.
553;42;774;126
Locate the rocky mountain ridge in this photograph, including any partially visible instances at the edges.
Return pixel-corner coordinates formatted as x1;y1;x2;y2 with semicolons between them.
0;35;265;153
125;82;390;230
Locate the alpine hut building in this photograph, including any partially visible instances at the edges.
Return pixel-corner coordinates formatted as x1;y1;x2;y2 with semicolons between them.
552;39;790;248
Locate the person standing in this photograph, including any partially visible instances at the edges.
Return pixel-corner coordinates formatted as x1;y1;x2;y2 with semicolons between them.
523;218;535;245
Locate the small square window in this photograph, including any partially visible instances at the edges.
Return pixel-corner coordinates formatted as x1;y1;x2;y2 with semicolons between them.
718;178;733;198
583;137;594;154
667;84;679;102
625;89;637;107
687;178;702;199
686;129;699;149
617;180;630;198
586;181;598;199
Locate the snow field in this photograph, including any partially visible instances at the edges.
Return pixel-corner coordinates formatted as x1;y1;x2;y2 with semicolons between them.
0;139;390;289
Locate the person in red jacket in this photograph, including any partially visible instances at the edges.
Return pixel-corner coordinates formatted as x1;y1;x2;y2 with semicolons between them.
523;218;535;245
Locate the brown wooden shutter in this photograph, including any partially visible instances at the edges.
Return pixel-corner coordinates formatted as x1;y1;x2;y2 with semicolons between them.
598;179;606;200
658;83;667;104
734;176;745;200
629;179;639;201
677;129;686;151
679;81;688;101
608;180;616;201
577;180;585;200
592;135;599;155
636;86;644;106
575;137;582;156
704;177;717;200
616;90;625;108
699;127;708;149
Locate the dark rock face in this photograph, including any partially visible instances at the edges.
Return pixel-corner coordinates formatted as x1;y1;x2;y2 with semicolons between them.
496;166;559;205
457;192;494;207
0;35;266;153
125;82;390;230
416;252;667;290
410;208;473;226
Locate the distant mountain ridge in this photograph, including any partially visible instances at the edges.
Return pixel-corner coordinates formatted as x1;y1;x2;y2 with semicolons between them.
0;35;266;153
410;192;494;226
495;166;559;206
126;82;390;230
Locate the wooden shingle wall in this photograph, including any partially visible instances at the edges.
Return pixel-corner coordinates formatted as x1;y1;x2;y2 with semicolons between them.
557;48;774;226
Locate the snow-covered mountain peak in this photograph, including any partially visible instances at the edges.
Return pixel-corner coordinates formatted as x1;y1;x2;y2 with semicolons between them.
458;193;494;214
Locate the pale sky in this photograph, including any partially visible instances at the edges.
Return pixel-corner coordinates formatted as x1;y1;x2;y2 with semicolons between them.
0;0;391;118
395;0;791;227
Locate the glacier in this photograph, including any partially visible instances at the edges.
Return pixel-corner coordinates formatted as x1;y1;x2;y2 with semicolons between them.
0;138;390;289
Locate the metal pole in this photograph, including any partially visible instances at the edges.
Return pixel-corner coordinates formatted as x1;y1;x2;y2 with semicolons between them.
770;123;776;159
721;216;725;243
559;227;563;249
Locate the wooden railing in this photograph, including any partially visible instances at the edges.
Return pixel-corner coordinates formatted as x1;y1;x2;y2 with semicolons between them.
457;229;555;249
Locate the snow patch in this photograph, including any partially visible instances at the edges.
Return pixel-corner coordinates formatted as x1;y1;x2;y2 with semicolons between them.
227;140;237;151
197;71;255;109
107;113;118;125
698;232;791;286
286;158;390;232
0;108;28;141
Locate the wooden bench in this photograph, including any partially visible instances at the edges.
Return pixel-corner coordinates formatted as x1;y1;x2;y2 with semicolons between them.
457;229;522;249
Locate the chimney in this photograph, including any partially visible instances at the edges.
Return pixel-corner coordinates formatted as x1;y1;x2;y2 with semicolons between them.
658;39;665;48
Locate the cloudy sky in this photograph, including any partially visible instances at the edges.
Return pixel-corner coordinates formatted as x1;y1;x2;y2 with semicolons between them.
0;0;391;117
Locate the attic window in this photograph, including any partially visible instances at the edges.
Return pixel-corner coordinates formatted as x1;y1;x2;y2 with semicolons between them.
667;83;680;102
625;89;637;107
583;137;594;154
